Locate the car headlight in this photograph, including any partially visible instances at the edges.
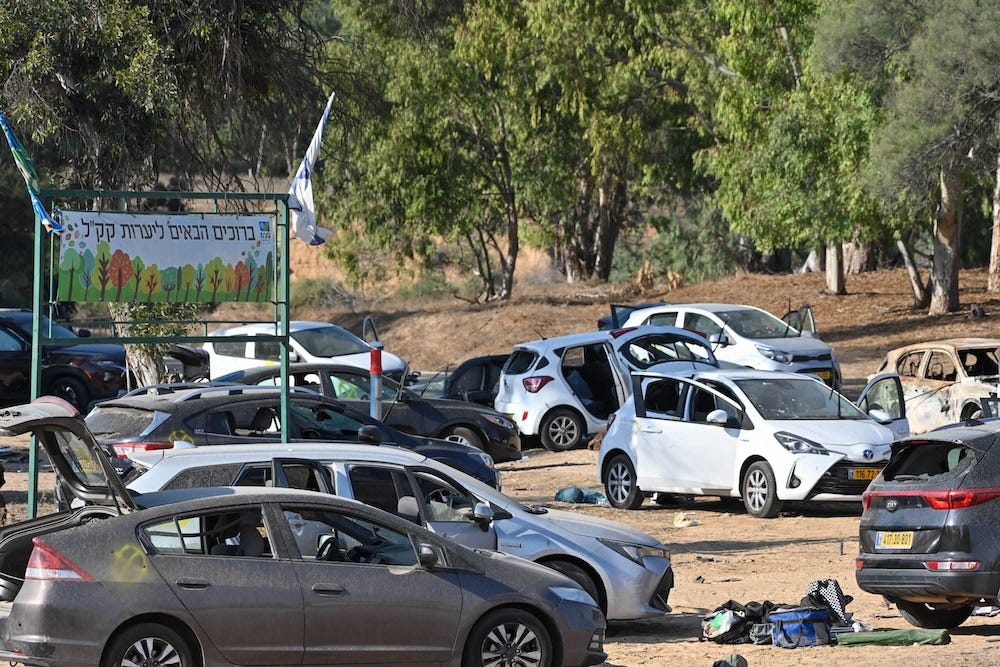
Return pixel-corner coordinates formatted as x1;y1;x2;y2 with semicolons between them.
473;451;495;469
598;538;670;566
482;413;516;430
774;431;829;455
755;345;792;364
550;586;598;607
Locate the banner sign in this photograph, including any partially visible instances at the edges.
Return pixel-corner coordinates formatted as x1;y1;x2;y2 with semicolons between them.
56;211;276;303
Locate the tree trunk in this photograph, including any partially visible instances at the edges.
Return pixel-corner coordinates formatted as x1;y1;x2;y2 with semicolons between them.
896;238;929;307
988;148;1000;292
844;239;877;274
798;248;823;273
929;166;963;315
825;242;846;294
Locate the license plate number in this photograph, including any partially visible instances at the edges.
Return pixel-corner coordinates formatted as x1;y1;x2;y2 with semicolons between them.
850;467;881;481
875;531;914;549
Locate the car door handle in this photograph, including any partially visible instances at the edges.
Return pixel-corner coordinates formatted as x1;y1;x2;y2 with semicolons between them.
175;578;210;590
312;583;345;596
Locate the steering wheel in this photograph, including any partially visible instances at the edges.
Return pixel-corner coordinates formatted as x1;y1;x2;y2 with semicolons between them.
317;538;340;561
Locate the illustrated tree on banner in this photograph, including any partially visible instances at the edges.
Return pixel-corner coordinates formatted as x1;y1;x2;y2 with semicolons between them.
288;93;335;245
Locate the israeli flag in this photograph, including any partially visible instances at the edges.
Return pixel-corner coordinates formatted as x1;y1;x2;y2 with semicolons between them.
288;92;335;245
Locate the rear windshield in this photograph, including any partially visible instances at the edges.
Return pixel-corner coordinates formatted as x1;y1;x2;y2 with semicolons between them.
292;326;370;357
881;441;977;482
503;350;538;375
85;406;158;441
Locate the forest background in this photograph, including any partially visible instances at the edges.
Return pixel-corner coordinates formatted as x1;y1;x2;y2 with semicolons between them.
2;0;1000;352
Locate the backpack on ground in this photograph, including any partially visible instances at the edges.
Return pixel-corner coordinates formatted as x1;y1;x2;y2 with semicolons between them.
766;605;834;648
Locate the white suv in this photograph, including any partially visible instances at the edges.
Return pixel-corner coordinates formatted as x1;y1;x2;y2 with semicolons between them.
494;326;718;451
205;321;406;381
622;303;842;388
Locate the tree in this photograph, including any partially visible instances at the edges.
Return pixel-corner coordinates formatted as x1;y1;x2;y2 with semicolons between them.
108;249;133;302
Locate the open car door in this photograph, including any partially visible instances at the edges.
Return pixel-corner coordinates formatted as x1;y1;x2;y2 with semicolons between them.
856;373;910;439
782;304;818;337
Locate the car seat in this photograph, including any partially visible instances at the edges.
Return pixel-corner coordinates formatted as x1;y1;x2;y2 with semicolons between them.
249;407;276;435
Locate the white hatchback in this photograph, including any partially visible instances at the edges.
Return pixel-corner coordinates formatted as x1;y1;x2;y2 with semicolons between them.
494;326;720;451
622;303;843;388
205;321;406;381
598;369;909;517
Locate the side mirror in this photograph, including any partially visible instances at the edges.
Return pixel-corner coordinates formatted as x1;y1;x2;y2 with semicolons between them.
709;332;730;347
288;350;300;362
76;328;92;338
472;502;494;525
418;543;440;568
358;425;383;444
868;408;893;424
706;409;730;425
800;330;818;339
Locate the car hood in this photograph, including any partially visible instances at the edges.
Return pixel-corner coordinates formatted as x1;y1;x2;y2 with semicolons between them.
768;418;894;450
0;397;138;511
751;336;832;354
533;506;664;547
47;342;126;363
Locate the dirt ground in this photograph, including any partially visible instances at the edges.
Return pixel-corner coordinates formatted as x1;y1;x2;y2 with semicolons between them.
4;266;1000;665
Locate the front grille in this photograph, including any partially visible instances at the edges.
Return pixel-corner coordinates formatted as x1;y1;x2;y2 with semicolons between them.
791;352;833;362
648;567;674;612
809;460;884;496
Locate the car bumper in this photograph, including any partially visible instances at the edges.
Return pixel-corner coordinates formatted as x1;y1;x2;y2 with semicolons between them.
0;592;108;667
856;562;1000;604
555;600;608;667
605;557;674;622
495;399;542;437
483;430;522;463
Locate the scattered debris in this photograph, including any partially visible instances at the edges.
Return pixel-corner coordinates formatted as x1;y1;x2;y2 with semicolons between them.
673;512;701;527
553;486;607;505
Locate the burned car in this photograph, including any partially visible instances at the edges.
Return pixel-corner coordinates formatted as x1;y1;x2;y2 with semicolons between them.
873;339;1000;433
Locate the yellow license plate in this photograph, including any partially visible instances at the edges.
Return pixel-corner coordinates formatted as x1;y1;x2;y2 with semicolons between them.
850;467;881;481
814;369;831;379
875;531;914;549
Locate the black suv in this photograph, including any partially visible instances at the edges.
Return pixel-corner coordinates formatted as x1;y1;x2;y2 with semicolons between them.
856;420;1000;628
0;308;126;411
85;384;500;488
216;362;520;462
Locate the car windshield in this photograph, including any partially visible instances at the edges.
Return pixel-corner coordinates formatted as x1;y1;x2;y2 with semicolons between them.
735;378;867;420
716;309;798;339
7;314;78;339
85;405;159;440
958;347;1000;378
291;326;370;357
621;333;715;369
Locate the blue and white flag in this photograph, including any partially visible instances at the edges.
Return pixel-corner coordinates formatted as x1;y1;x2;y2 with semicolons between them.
288;92;335;245
0;108;62;234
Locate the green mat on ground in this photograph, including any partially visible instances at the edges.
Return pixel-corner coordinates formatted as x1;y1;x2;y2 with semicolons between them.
836;629;950;646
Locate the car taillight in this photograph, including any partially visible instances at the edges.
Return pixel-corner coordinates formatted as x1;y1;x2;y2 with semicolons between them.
864;488;1000;510
25;538;93;581
522;376;554;393
111;442;175;458
923;560;980;571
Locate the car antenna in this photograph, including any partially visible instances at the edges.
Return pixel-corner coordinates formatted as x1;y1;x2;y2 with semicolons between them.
382;362;408;420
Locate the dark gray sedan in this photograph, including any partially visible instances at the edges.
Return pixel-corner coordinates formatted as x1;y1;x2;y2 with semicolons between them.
0;397;606;667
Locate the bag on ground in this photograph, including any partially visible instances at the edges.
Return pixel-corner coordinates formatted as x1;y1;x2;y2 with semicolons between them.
767;605;833;648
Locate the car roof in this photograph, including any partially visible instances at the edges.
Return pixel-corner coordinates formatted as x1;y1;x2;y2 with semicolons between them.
132;441;432;472
513;330;613;350
892;421;1000;454
209;321;346;336
888;338;1000;355
94;384;334;410
647;367;817;383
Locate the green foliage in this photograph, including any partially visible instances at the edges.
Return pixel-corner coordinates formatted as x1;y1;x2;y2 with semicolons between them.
289;277;357;311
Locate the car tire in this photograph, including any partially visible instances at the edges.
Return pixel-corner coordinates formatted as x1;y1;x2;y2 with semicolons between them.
462;608;552;667
46;376;90;412
961;403;982;422
605;454;644;509
546;560;603;611
896;600;974;629
540;408;585;451
742;461;782;518
443;426;485;450
102;622;195;667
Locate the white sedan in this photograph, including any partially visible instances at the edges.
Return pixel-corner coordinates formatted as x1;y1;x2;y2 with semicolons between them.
598;369;908;517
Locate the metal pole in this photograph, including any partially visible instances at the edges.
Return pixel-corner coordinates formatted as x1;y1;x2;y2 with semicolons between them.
369;342;383;420
28;208;45;518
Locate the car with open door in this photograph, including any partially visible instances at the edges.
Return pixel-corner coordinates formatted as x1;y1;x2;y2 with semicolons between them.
598;370;907;517
125;440;675;623
495;326;720;451
0;397;606;667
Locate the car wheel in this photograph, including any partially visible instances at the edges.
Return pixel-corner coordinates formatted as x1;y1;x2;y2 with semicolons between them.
443;426;485;450
605;454;644;509
896;600;974;629
742;461;782;518
462;608;552;667
546;560;603;611
46;376;89;412
540;408;584;451
102;622;195;667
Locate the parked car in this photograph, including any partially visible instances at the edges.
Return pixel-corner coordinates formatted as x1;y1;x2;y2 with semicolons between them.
411;354;510;407
598;369;908;517
621;303;842;388
597;302;669;330
0;307;127;411
204;320;407;381
85;384;500;488
495;326;720;451
872;338;1000;433
125;440;675;622
856;420;1000;629
0;397;606;667
214;362;521;463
